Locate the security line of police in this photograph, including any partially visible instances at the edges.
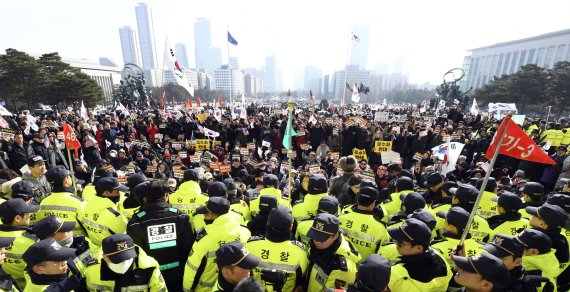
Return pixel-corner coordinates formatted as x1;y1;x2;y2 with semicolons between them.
1;155;570;291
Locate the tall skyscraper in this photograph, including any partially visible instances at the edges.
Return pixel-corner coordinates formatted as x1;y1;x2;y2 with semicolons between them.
175;43;189;68
194;18;222;73
349;25;371;69
119;26;139;66
135;3;156;69
264;55;277;92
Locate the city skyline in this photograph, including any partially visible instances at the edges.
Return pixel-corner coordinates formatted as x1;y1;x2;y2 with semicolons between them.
1;0;570;88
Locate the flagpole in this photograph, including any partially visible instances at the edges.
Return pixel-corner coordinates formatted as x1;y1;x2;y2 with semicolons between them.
287;100;294;202
66;147;78;195
227;26;233;113
458;129;507;248
342;25;351;107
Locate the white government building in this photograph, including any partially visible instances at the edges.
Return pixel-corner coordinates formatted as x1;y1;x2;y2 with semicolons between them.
461;29;570;90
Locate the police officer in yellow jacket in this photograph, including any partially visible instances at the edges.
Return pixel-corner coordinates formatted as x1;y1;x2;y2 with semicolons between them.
306;213;361;291
475;177;499;219
247;206;308;292
191;182;245;235
0;199;39;244
85;234;167;291
22;239;84;291
432;207;484;268
520;182;545;219
0;237;17;292
387;218;452;291
449;184;491;241
339;187;389;259
381;177;414;218
225;179;252;223
296;196;340;246
292;174;329;223
487;191;529;240
517;228;560;291
214;242;261;292
250;174;291;218
81;167;114;202
127;180;193;291
37;166;87;237
183;197;251;292
169;169;208;220
81;177;130;246
327;254;391;292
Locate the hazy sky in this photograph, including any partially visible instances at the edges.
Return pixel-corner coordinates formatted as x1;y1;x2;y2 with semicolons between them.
1;0;570;87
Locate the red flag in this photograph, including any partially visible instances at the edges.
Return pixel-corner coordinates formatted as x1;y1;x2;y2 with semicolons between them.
197;96;201;107
185;98;192;110
63;123;81;158
218;96;222;107
485;116;555;164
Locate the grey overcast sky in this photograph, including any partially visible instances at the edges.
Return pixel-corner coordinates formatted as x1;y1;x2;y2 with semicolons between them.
1;0;570;87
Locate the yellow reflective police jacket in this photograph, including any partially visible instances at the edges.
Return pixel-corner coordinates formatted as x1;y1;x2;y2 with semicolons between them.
307;236;360;291
81;185;97;202
230;200;252;222
381;190;413;217
553;130;564;147
191;210;245;235
388;248;452;292
250;188;291;217
377;242;400;263
338;208;389;259
431;233;484;268
1;232;37;290
522;250;561;292
84;246;167;292
291;193;327;223
562;128;570;145
0;227;29;244
36;191;87;237
169;181;208;221
246;237;309;292
488;217;529;241
476;191;499;219
80;195;129;246
182;213;251;292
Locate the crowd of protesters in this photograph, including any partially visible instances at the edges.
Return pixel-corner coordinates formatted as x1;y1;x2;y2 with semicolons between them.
0;101;569;291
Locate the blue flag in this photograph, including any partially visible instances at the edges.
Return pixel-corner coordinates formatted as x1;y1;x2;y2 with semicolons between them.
227;31;238;46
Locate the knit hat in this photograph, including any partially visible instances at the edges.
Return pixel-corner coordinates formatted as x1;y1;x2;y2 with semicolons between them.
339;156;357;173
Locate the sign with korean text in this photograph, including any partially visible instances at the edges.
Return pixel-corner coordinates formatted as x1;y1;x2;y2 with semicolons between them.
219;164;231;173
374;141;392;153
196;139;210;151
352;148;368;161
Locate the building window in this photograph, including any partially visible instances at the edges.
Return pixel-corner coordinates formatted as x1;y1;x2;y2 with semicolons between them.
527;49;536;64
544;46;555;68
510;51;519;73
554;44;567;64
519;50;527;67
496;54;504;76
536;47;546;67
502;53;511;75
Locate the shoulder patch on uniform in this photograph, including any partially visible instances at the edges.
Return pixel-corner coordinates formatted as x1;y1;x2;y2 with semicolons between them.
291;240;306;250
247;235;264;242
107;207;121;217
336;255;348;272
294;199;304;205
136;211;147;218
381;241;395;247
169;208;177;213
195;230;208;242
71;195;85;202
22;232;39;241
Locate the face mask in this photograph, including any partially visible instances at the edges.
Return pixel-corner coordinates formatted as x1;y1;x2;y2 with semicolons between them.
204;219;214;225
107;196;121;204
58;235;74;248
107;258;134;274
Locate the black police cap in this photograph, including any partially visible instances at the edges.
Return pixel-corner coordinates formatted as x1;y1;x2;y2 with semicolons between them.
357;254;391;291
476;177;497;193
546;194;570;213
437;206;470;231
207;182;227;198
426;173;444;187
395;177;414;191
307;213;339;243
45;166;70;184
483;234;525;259
32;215;76;240
184;169;199;182
523;182;544;197
126;173;147;190
11;180;34;196
102;234;137;264
267;206;293;232
23;238;76;267
517;228;552;254
400;192;426;213
526;203;567;229
450;184;478;204
491;191;522;212
27;155;46;166
387;218;431;245
263;174;279;187
95;177;129;194
0;199;40;222
195;197;230;215
358;187;379;205
318;196;339;215
452;253;510;290
216;242;261;269
407;209;436;231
